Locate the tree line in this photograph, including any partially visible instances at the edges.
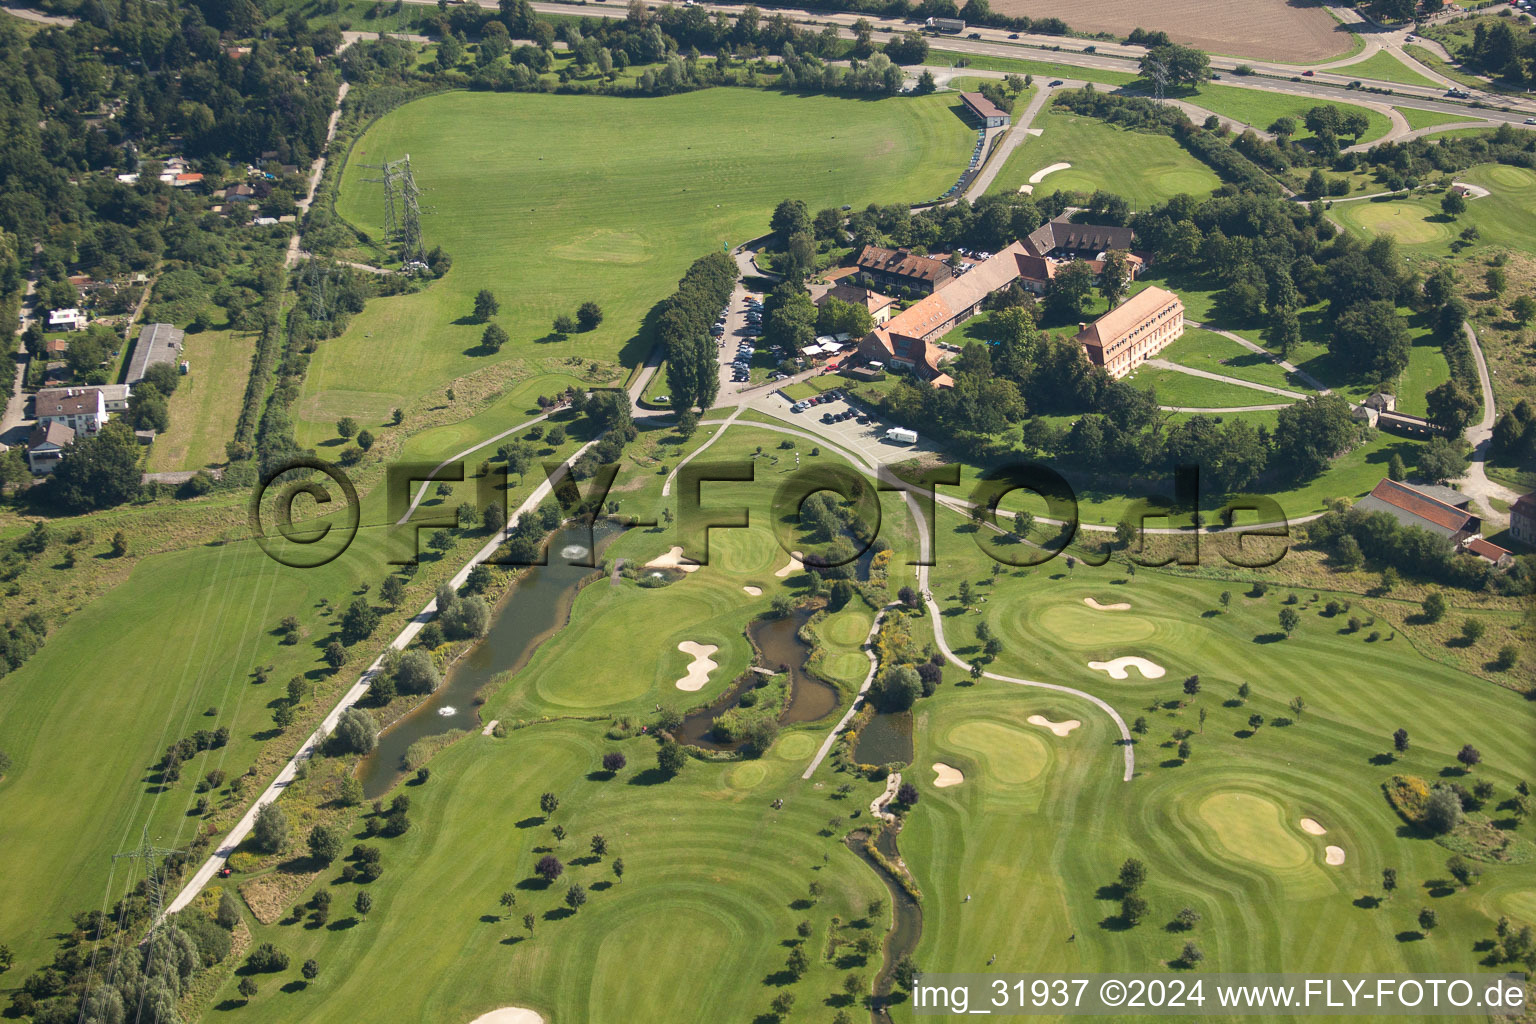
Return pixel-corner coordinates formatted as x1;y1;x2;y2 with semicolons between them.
661;250;735;416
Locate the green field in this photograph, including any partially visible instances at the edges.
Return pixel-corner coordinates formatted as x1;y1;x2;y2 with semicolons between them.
1158;327;1319;394
1185;84;1393;144
0;371;596;977
987;110;1224;206
192;421;1535;1021
145;327;258;472
309;89;972;448
1332;165;1536;256
925;49;1141;87
1123;365;1295;410
1334;50;1441;89
1394;105;1482;132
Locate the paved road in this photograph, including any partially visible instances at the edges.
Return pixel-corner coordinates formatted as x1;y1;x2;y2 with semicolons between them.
1455;322;1520;526
377;0;1533;124
1;3;74;25
963;84;1053;200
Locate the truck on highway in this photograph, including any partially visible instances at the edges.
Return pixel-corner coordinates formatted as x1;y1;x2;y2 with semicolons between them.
886;427;918;445
925;16;965;33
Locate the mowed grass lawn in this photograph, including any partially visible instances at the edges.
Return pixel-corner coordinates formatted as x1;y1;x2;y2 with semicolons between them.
311;89;974;440
1157;327;1319;394
1123;366;1293;409
910;511;1536;978
988;109;1224;206
145;327;258;472
1332;164;1536;257
214;721;891;1024
1334;49;1441;88
1394;105;1482;132
1184;83;1392;144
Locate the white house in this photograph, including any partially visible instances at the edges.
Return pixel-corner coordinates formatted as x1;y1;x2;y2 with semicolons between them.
28;421;75;474
48;308;88;332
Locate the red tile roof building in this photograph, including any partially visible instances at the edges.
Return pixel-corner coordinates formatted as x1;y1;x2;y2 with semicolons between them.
853;245;954;296
1354;478;1480;543
1074;287;1185;378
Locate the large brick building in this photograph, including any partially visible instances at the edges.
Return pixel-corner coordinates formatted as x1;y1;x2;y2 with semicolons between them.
1074;287;1185;378
857;241;1033;384
853;245;954;296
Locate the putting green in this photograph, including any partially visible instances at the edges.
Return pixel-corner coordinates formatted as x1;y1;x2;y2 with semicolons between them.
1482;165;1536;189
727;760;768;788
773;732;817;762
1341;202;1450;245
946;720;1050;785
1034;603;1156;646
1157;170;1221;195
821;609;872;646
1197;791;1311;870
709;529;782;576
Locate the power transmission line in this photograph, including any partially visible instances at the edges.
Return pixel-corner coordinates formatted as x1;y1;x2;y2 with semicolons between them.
112;825;179;939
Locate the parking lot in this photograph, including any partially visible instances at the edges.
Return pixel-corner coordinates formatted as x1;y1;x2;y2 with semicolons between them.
751;389;948;468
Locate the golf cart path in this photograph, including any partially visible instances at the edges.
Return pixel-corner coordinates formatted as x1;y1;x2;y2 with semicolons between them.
1188;320;1333;393
1143;359;1310;401
164;442;598;919
963;84;1055;201
1455;322;1519;525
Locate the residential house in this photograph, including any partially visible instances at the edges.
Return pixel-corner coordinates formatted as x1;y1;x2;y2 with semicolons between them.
1074;287;1185;378
48;308;88;332
35;387;110;435
27;421;74;474
1510;491;1536;548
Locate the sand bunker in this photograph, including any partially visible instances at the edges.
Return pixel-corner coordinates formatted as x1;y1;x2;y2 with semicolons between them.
1027;714;1081;737
1300;818;1327;836
773;551;804;578
1087;656;1165;680
742;585;762;596
646;546;700;573
675;641;719;691
467;1010;544;1024
1029;162;1071;184
1083;597;1131;611
932;763;964;788
1325;845;1346;866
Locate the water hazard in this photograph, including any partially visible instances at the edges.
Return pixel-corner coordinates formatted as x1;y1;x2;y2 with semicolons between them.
357;520;616;797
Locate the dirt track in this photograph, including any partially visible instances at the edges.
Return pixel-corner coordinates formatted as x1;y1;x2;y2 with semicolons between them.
986;0;1352;63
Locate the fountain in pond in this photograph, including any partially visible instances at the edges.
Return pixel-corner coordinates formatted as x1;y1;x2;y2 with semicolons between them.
438;706;457;717
560;544;590;561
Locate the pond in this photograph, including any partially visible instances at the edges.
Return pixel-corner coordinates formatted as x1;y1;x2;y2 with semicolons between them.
854;710;914;767
673;606;840;750
357;520;618;797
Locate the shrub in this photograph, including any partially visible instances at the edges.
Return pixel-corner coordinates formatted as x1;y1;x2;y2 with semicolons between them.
331;707;379;754
246;942;289;973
